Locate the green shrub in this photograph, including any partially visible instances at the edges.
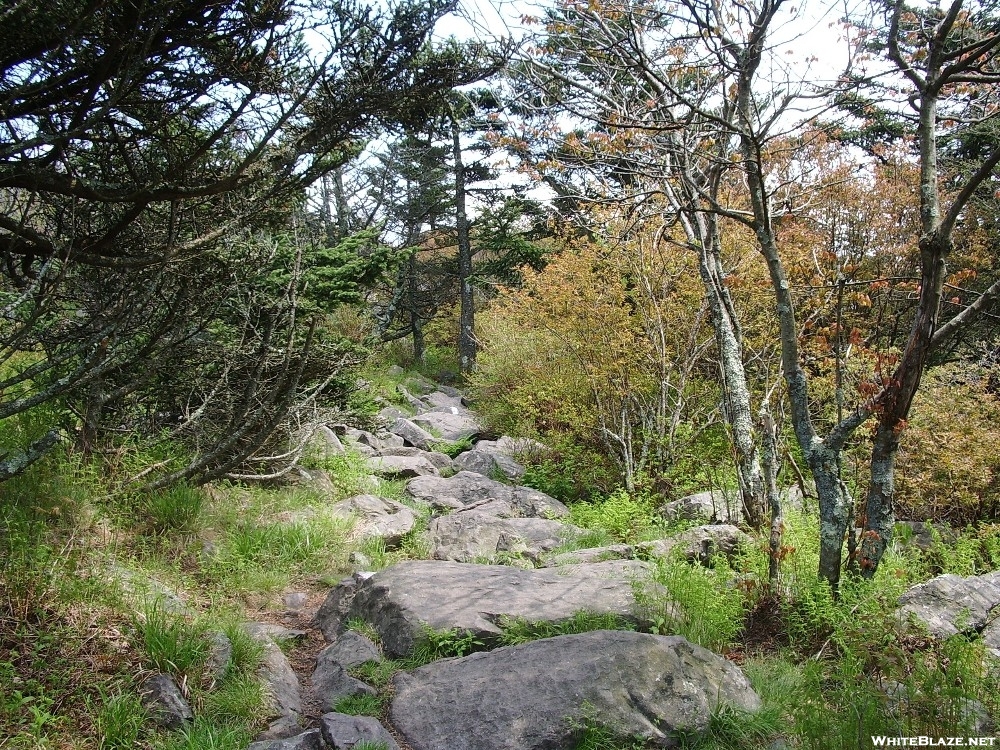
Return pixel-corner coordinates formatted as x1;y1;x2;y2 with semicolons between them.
567;488;656;543
519;444;618;502
410;626;486;664
639;557;747;652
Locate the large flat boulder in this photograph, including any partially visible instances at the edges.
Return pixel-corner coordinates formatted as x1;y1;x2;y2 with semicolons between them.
897;571;1000;638
390;631;762;750
428;511;582;563
405;471;569;518
475;435;547;457
411;407;481;442
329;560;653;658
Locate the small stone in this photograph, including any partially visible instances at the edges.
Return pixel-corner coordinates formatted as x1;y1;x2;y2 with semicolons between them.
320;712;401;750
140;673;193;730
247;728;324;750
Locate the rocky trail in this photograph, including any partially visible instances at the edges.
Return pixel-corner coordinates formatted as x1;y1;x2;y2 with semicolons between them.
139;377;1000;749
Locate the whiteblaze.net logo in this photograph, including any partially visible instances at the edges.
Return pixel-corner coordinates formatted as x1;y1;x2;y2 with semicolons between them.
871;738;997;747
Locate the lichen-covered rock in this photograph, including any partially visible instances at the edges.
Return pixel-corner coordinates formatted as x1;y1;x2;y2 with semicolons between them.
366;454;439;479
428;511;582;563
453;449;525;482
405;471;568;518
247;729;324;750
391;631;761;750
330;495;417;547
897;571;1000;638
339;560;653;658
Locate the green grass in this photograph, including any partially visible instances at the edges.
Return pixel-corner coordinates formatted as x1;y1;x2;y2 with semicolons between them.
333;692;388;716
151;716;252;750
201;673;267;725
143;484;204;534
133;603;209;677
499;611;635;646
94;687;146;750
432;436;474;458
637;556;747;652
350;659;398;688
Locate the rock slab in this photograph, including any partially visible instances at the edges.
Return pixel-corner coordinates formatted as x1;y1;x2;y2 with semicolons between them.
391;630;762;750
327;560;653;658
897;571;1000;638
405;471;569;517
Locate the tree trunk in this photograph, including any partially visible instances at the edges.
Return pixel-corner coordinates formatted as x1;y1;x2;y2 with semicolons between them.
408;249;424;363
697;229;766;528
451;110;476;374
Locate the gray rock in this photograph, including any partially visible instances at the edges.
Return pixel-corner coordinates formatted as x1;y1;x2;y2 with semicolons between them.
421;390;466;410
283;592;309;611
315;575;363;641
388;418;436;451
378;406;408;424
405;471;569;518
344;428;383;451
428;511;582;563
387;365;405;377
257;716;307;743
401;376;436;396
658;490;743;524
291;468;338;497
319;631;381;669
411;408;481;442
331;495;417;547
379;446;454;472
453;449;525;482
247;729;324;750
983;619;1000;659
475;435;548;457
897;571;1000;638
313;425;345;457
367;454;439;479
390;631;761;750
894;521;957;552
640;524;752;566
243;622;307;644
312;657;377;713
106;565;192;616
204;631;232;683
342;560;653;658
245;626;304;740
380;433;405;449
544;544;635;567
321;712;401;750
139;673;193;730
